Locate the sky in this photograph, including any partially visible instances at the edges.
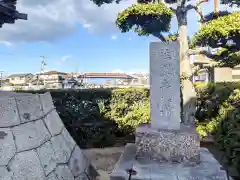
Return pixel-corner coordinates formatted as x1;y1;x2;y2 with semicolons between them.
0;0;238;76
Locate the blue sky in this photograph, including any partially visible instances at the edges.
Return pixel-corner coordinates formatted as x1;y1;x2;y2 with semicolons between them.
0;0;238;76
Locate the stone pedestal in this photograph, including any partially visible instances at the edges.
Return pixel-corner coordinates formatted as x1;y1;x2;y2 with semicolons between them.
135;124;200;165
110;144;232;180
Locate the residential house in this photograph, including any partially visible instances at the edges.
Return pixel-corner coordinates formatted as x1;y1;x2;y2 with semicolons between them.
37;71;67;89
7;73;34;85
192;54;240;83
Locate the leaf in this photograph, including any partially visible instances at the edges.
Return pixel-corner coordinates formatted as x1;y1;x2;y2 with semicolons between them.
116;3;173;36
192;12;240;48
220;0;240;7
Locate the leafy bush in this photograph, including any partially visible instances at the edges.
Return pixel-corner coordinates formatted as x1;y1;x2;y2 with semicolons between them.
195;82;240;173
195;82;240;124
106;88;150;135
18;88;150;148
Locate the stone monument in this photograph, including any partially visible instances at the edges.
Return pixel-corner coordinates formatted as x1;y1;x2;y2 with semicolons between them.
110;41;232;180
0;92;98;180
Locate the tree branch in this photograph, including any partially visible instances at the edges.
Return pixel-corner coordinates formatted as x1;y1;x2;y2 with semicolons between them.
183;0;209;21
152;32;166;42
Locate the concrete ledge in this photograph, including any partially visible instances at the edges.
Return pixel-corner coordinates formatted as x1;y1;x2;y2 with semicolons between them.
135;124;200;165
110;144;232;180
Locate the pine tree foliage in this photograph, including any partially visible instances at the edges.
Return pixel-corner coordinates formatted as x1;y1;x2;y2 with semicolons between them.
192;12;240;67
116;3;173;41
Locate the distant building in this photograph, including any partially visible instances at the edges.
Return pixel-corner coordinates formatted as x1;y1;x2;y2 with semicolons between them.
192;54;240;83
37;71;67;89
7;73;34;85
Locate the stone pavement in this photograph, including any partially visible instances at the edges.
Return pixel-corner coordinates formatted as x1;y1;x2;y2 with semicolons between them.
0;92;98;180
111;144;231;180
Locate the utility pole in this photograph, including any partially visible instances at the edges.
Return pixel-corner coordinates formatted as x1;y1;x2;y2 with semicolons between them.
37;56;46;89
0;71;3;87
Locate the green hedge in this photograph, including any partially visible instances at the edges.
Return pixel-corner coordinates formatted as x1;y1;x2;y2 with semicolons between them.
195;82;240;173
18;85;240;173
19;88;150;148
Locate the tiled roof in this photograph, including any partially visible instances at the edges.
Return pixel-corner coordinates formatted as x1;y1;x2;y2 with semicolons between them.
38;71;67;75
8;73;33;78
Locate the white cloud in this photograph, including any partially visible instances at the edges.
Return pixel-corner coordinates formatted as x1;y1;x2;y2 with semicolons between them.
111;35;117;40
0;41;13;47
61;55;72;62
56;55;72;66
0;0;135;44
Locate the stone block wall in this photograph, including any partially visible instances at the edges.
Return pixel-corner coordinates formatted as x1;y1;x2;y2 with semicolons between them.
0;92;98;180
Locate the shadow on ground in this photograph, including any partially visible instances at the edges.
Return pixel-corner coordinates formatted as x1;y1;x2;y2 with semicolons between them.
201;141;240;180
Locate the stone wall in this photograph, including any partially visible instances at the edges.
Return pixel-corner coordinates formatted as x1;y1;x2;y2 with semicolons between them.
0;92;98;180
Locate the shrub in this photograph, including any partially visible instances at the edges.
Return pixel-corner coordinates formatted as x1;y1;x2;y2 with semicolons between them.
17;88;150;148
195;83;240;173
107;88;150;135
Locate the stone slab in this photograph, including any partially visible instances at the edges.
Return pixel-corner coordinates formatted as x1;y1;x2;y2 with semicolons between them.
36;140;57;176
150;41;181;130
0;97;20;127
68;146;89;177
55;165;75;180
16;95;44;123
135;124;200;164
110;144;232;180
0;166;13;180
0;128;16;166
8;150;46;180
62;127;76;152
12;119;51;152
40;92;55;114
50;131;73;164
47;172;59;180
44;109;64;136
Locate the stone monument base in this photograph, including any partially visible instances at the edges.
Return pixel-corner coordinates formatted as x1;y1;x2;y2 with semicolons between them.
135;124;200;165
110;144;232;180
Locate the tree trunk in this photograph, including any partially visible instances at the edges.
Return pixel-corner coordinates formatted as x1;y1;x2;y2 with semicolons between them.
176;9;197;126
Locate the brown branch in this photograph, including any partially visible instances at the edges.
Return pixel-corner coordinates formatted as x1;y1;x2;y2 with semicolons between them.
183;0;209;22
152;32;166;42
